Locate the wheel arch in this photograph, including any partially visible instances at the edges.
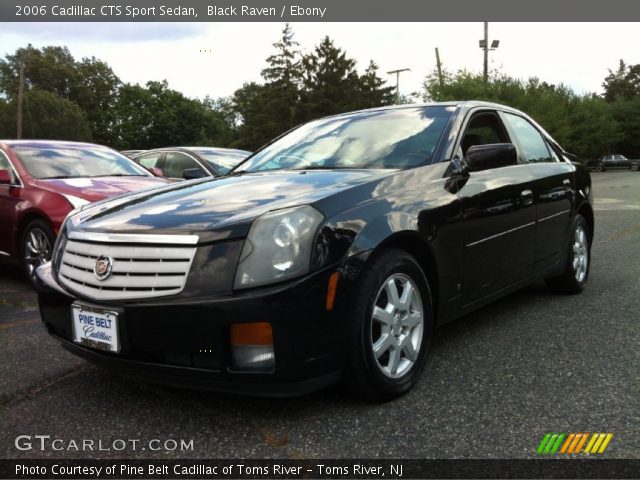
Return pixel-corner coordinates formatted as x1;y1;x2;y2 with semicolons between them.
16;210;54;251
577;202;594;244
370;232;439;319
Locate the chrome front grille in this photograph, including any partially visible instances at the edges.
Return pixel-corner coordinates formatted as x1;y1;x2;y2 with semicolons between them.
57;232;198;301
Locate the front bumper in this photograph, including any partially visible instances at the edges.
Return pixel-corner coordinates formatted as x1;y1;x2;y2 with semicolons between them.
36;255;368;397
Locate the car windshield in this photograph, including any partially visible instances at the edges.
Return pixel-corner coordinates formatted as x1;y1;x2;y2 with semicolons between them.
236;106;454;173
13;145;150;179
191;148;250;174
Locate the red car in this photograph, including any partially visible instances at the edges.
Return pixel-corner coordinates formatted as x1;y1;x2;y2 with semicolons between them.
0;140;169;285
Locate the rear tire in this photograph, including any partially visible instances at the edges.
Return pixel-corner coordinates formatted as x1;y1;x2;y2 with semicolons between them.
21;219;55;288
345;248;434;402
545;214;590;294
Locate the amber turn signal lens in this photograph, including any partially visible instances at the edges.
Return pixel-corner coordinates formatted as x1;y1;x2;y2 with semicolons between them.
230;322;273;346
326;271;340;311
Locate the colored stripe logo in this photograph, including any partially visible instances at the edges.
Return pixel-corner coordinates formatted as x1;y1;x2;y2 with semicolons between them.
537;433;613;454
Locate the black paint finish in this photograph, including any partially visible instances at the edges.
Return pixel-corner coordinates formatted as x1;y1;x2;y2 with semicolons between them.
37;101;593;395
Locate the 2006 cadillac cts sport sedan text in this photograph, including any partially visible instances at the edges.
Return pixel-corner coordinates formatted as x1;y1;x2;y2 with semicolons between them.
36;102;593;401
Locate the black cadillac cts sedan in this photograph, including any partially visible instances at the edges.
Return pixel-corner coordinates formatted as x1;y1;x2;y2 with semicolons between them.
36;102;593;401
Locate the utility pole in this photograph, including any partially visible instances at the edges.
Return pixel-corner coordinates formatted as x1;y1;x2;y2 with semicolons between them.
387;68;411;100
483;21;488;83
16;61;24;139
435;48;444;88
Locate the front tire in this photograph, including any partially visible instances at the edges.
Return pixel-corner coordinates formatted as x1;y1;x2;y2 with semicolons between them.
21;219;55;288
345;249;433;402
545;214;590;294
594;164;604;172
630;163;639;171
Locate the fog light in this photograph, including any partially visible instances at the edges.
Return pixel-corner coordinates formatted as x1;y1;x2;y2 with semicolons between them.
230;322;275;371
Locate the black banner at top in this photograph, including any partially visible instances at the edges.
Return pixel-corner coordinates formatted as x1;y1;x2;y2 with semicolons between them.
2;0;640;22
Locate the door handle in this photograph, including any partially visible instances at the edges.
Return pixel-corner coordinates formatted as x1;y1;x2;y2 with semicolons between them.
520;189;533;205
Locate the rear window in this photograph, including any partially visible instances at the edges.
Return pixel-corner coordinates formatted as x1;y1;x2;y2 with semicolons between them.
191;149;250;174
14;146;149;179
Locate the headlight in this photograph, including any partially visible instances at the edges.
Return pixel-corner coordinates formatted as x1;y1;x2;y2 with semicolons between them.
62;193;90;210
234;205;323;289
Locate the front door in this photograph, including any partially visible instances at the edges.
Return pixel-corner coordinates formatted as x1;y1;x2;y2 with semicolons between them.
456;111;537;305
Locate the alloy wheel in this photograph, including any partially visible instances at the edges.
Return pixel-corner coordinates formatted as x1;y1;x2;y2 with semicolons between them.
572;225;588;282
370;273;424;379
23;227;52;278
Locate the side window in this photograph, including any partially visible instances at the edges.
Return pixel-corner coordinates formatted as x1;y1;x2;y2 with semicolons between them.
460;112;510;155
136;152;163;169
502;113;553;163
0;152;17;184
163;152;200;178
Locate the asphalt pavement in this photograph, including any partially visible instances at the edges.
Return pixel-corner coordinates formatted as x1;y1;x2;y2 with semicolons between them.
0;171;638;459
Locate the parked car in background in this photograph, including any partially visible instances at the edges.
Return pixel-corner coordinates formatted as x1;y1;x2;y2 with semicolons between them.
0;140;169;286
132;147;251;181
120;149;147;158
37;102;593;401
588;154;640;172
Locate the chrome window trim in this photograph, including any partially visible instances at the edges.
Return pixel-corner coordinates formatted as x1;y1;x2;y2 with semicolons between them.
68;231;199;245
0;149;23;187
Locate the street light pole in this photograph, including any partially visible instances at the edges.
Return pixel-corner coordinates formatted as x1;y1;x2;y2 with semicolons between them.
483;21;488;83
479;22;499;84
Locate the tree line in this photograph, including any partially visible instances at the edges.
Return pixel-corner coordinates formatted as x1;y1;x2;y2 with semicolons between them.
423;60;640;160
1;24;639;161
0;24;395;151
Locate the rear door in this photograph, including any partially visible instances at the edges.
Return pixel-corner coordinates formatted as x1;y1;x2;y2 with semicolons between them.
457;110;537;304
500;112;574;272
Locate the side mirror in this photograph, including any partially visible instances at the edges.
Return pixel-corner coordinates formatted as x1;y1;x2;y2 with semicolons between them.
465;143;518;172
0;169;10;184
182;168;206;180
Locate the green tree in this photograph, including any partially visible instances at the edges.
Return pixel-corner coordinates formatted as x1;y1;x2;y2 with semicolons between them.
299;36;361;121
356;60;396;108
0;45;121;144
565;95;618;160
70;57;121;144
230;82;276;150
0;45;77;99
112;80;229;150
260;23;304;136
602;60;640;102
610;96;640;156
0;88;92;140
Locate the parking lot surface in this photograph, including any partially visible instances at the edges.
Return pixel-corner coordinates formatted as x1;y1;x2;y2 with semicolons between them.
1;171;638;459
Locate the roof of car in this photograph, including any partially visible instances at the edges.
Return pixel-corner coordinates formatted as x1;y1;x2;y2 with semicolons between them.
141;146;251;155
332;100;522;116
0;139;109;149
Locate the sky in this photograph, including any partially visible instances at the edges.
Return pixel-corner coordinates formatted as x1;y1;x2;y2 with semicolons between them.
1;22;639;101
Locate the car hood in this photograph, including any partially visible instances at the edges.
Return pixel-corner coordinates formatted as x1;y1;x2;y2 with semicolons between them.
71;170;389;242
37;176;168;202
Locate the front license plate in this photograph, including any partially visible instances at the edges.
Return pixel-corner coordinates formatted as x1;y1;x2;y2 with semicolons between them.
71;304;120;353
